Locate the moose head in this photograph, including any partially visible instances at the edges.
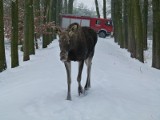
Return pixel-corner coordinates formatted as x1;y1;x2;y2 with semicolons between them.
54;23;80;62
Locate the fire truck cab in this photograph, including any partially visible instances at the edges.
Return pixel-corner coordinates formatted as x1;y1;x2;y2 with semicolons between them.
60;14;113;38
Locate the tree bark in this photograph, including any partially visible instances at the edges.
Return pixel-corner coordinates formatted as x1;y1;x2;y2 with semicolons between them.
103;0;106;18
142;0;148;50
133;0;144;62
152;0;160;69
111;0;118;41
42;0;50;48
113;0;123;47
111;0;115;22
127;0;136;58
64;0;68;14
68;0;74;14
117;0;124;48
95;0;100;18
34;0;40;49
0;0;7;72
112;0;118;42
24;0;34;61
123;0;128;49
29;0;35;55
11;0;19;68
56;0;62;25
34;0;40;24
48;0;56;42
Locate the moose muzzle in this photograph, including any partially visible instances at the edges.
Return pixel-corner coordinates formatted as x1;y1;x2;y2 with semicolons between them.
60;51;68;62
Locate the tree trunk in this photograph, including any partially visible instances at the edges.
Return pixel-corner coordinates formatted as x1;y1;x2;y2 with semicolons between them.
127;0;136;58
34;0;40;48
24;0;33;61
111;0;115;22
117;0;124;48
11;0;19;68
29;0;35;55
152;0;160;69
111;0;118;41
34;0;40;25
112;0;118;42
42;0;49;48
103;0;106;18
68;0;74;14
56;0;62;25
114;0;123;47
142;0;148;50
48;0;56;43
123;0;128;49
95;0;100;18
0;0;7;72
52;0;57;24
64;0;68;14
133;0;144;62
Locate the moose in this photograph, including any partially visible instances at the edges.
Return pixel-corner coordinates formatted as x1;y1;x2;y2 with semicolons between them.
54;23;97;100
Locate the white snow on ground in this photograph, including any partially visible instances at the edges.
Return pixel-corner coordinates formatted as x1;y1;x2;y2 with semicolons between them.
0;37;160;120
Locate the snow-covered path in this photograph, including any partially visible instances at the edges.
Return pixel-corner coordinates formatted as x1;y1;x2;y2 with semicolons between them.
0;38;160;120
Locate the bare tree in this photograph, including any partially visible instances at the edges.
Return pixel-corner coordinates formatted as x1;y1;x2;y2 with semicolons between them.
152;0;160;69
29;0;35;55
64;0;68;13
95;0;100;18
142;0;148;50
123;0;128;49
68;0;74;14
133;0;144;62
23;0;34;61
0;0;7;72
103;0;106;18
113;0;123;47
11;0;19;68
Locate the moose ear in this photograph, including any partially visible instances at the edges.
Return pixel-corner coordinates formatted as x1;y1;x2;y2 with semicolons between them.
68;24;79;36
52;26;62;36
71;24;79;31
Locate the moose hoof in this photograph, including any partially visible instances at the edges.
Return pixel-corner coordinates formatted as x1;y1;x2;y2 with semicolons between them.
85;83;91;90
66;94;72;100
78;86;83;96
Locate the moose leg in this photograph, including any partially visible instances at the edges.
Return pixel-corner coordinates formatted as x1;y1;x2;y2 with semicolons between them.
77;61;84;95
85;57;92;90
64;61;71;100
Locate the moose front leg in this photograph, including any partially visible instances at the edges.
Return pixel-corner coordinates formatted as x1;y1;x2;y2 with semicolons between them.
64;61;71;100
77;61;84;95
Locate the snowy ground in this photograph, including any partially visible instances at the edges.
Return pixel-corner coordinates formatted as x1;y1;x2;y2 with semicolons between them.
0;37;160;120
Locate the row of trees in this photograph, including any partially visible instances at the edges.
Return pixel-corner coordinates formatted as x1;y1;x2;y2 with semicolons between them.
1;0;160;72
111;0;160;69
0;0;75;72
95;0;111;18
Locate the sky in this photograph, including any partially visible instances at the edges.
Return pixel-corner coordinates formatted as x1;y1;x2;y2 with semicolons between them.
74;0;111;17
75;0;103;10
0;37;160;120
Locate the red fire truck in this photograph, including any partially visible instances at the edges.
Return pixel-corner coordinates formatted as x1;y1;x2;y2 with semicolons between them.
60;14;113;38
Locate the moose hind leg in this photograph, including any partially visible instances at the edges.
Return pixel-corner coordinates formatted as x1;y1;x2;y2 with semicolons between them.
85;57;92;90
77;61;84;95
64;62;72;100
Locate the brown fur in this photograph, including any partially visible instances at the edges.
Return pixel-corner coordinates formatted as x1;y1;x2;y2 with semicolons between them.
66;23;97;61
55;23;97;100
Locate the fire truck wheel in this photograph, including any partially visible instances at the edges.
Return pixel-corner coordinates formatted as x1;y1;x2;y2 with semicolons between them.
98;31;107;38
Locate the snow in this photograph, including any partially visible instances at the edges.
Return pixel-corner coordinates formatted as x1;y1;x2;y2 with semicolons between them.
0;37;160;120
